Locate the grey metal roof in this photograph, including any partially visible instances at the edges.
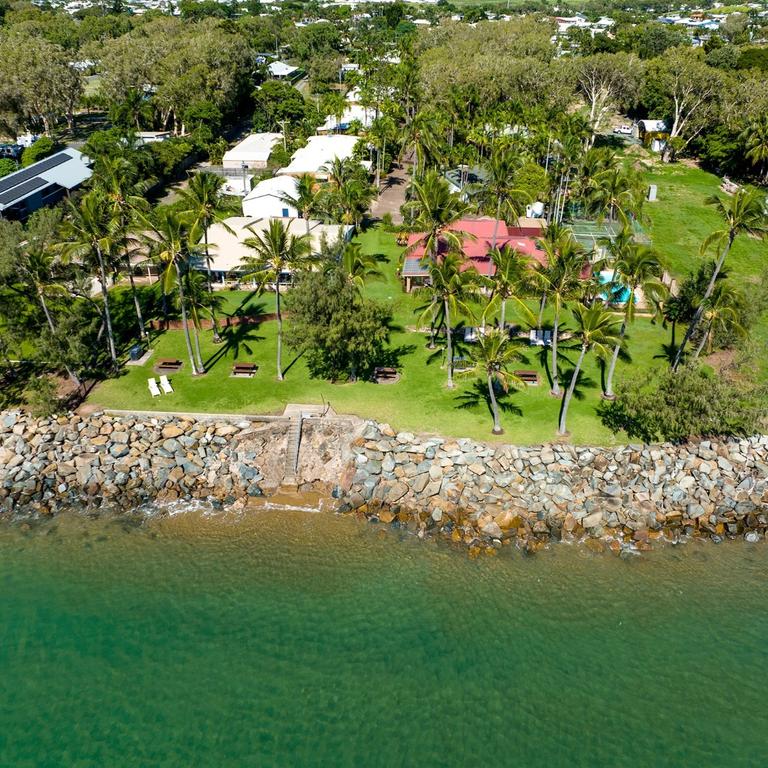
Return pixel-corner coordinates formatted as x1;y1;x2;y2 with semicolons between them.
0;149;92;211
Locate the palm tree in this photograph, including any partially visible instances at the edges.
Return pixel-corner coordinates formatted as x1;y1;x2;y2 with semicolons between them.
17;217;80;386
338;242;383;292
136;208;203;375
673;188;768;370
741;116;768;183
186;269;225;369
407;170;471;262
369;114;397;189
602;239;668;399
466;329;525;434
93;154;151;342
58;191;119;369
241;219;313;380
417;250;480;389
321;157;355;192
693;281;746;358
536;230;588;396
587;165;643;223
558;304;620;436
280;173;317;235
334;178;375;230
479;146;529;248
485;244;535;330
400;109;445;179
177;171;237;342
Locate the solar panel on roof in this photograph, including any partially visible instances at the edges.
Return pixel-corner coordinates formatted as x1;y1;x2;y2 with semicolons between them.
0;176;47;207
0;152;71;196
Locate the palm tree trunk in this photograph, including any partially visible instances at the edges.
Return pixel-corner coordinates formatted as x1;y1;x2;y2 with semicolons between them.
673;234;733;370
174;262;199;375
693;322;710;359
499;298;507;330
603;319;626;398
559;345;587;435
488;373;502;434
550;312;560;396
537;294;546;329
204;228;222;343
125;262;147;341
444;299;454;389
276;280;284;381
96;245;118;368
492;199;501;249
192;321;205;373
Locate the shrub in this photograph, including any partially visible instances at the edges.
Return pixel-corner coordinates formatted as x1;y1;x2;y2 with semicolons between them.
0;158;16;178
599;362;767;443
23;376;60;418
21;136;55;167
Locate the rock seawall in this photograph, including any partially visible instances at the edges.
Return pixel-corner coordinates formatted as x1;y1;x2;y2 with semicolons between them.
0;411;360;516
3;411;768;552
336;423;768;552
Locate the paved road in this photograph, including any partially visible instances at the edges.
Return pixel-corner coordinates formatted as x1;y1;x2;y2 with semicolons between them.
370;162;409;224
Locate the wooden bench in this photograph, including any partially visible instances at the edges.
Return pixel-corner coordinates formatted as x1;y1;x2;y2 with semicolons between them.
232;363;258;378
155;358;183;373
514;369;540;386
373;366;400;383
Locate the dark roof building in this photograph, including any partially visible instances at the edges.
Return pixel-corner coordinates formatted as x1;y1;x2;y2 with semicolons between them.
0;149;92;220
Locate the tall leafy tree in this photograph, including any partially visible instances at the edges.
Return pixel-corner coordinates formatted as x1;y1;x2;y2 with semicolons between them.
241;220;314;381
740;116;768;183
466;329;524;435
478;146;529;248
693;281;746;358
558;304;620;435
136;208;204;375
58;191;120;369
602;239;668;398
337;242;383;293
417;250;480;389
673;188;768;369
177;171;237;342
536;230;588;396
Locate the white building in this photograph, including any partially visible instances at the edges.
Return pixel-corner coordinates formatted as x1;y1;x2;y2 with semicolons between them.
242;175;300;219
276;135;364;179
203;216;353;281
223;133;282;171
268;60;299;79
317;103;374;134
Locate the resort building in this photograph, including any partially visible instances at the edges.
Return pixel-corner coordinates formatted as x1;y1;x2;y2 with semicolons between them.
401;217;546;292
0;148;92;220
241;176;300;219
276;135;366;179
202;216;353;284
222;133;282;171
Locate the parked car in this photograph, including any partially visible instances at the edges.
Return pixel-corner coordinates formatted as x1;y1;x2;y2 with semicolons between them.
613;124;633;135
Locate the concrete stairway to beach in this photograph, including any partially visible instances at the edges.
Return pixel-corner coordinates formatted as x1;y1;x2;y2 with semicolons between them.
282;417;303;487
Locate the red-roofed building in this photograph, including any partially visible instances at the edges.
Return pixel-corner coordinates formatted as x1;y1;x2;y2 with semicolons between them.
401;216;547;292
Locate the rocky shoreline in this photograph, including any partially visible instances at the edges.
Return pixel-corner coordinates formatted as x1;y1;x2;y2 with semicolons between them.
2;411;767;553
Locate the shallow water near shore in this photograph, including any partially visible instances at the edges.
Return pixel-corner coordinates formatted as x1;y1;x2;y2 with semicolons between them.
1;504;767;767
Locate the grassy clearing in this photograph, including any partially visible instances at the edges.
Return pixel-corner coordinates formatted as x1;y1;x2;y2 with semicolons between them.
93;228;675;444
90;162;767;443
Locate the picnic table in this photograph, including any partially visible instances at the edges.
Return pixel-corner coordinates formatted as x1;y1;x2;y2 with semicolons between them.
514;369;540;385
155;358;183;373
232;362;258;378
373;366;400;383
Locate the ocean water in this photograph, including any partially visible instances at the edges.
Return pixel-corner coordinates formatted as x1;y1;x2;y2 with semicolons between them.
1;505;766;768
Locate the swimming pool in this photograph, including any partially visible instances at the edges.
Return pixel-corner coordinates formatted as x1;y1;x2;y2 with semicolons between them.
598;271;633;304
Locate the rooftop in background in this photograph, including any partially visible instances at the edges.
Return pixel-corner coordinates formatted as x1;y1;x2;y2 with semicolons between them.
201;216;353;275
276;135;363;179
223;133;282;170
268;60;299;78
0;148;92;219
402;217;546;281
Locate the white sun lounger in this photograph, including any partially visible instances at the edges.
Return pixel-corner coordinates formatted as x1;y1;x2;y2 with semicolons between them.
159;375;174;394
148;378;161;397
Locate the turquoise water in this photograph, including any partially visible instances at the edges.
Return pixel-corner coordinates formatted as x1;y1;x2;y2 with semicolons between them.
1;506;767;767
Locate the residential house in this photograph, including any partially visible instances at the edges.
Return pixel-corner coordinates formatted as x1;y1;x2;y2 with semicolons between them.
241;175;300;219
0;149;92;220
222;133;282;171
276;135;367;179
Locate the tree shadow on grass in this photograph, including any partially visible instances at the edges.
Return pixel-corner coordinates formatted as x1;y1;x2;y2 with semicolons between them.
228;294;266;319
654;341;679;366
204;323;265;371
282;349;305;377
377;343;418;370
454;379;523;421
556;366;598;426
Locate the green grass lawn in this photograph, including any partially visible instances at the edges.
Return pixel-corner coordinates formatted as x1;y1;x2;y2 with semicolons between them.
643;163;768;286
93;228;676;444
90;162;768;443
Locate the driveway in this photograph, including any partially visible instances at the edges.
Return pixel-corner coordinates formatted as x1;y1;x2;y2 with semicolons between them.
370;162;410;224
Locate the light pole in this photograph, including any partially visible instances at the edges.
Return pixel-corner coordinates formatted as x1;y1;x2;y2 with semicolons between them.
241;162;248;195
